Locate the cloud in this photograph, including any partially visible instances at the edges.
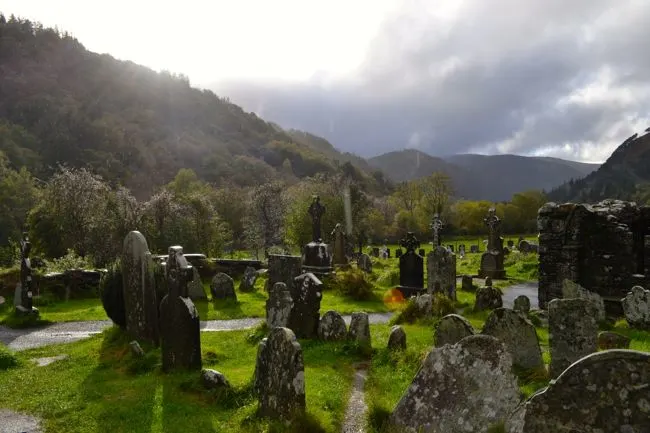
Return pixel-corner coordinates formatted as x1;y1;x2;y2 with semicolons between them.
211;0;650;162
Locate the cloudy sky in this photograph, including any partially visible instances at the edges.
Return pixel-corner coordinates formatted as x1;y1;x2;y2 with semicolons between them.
3;0;650;162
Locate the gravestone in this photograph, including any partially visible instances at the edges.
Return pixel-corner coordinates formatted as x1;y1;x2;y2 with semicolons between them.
210;272;236;301
548;298;598;377
414;293;432;317
317;310;347;341
474;278;503;311
507;240;514;248
459;244;466;256
187;266;207;300
427;248;456;299
506;350;650;433
518;240;539;254
434;314;475;347
387;325;406;351
15;232;38;316
330;223;348;266
266;282;293;328
357;253;372;273
470;245;479;253
597;331;631;350
254;327;306;420
478;209;506;279
461;275;474;291
482;308;544;370
303;195;333;276
513;295;531;313
239;266;258;292
122;231;159;344
621;285;650;330
347;312;370;347
397;232;424;297
395;248;403;258
562;279;605;322
266;255;302;291
287;273;322;339
160;246;202;372
390;335;520;432
371;247;380;258
386;248;391;258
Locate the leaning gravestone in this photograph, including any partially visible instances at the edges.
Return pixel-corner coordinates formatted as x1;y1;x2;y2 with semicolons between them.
357;253;372;273
288;273;323;339
159;246;202;372
506;350;650;433
187;266;207;300
266;282;293;329
434;314;475;347
254;327;306;420
239;266;258;292
317;310;347;341
387;325;406;351
210;272;236;300
482;308;544;370
621;285;650;330
390;335;520;433
348;312;371;347
513;295;531;314
548;298;598;377
122;231;159;345
562;279;605;322
266;254;302;292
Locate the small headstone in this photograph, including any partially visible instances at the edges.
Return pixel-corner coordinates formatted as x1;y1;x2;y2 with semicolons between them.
597;331;631;350
507;240;514;248
254;327;306;420
506;350;650;433
331;223;348;266
201;369;230;389
395;248;403;258
513;295;531;313
470;245;479;254
562;279;605;322
371;247;380;258
129;341;144;357
239;266;258;292
288;273;323;339
317;310;347;341
482;308;544;370
187;266;207;300
387;325;406;351
348;312;371;347
210;272;237;301
621;285;650;330
357;253;372;273
434;314;475;347
458;244;466;256
548;298;598;377
415;294;432;316
390;335;520;432
447;244;454;252
474;285;503;311
266;282;293;329
461;275;474;292
386;248;391;258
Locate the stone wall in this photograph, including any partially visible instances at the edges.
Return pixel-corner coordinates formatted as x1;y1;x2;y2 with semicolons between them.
538;200;650;310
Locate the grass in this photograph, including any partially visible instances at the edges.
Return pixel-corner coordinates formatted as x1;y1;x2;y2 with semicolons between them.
0;325;368;433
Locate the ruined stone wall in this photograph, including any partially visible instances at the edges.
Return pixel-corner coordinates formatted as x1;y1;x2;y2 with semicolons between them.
538;200;650;310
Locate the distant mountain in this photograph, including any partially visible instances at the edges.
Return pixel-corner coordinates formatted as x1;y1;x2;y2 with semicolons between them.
369;150;600;201
548;131;650;203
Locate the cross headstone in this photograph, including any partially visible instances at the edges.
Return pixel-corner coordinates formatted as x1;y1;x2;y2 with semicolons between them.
397;232;424;297
308;195;325;242
484;208;503;252
15;232;38;316
430;213;444;247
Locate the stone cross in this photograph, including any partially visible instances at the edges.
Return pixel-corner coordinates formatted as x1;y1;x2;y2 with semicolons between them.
430;214;444;247
399;232;420;253
307;195;325;243
19;232;34;311
484;208;502;251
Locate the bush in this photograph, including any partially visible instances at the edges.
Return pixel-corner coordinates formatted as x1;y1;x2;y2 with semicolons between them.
432;293;456;317
376;268;400;287
391;297;420;325
0;343;19;370
330;268;375;300
44;249;93;273
99;259;126;328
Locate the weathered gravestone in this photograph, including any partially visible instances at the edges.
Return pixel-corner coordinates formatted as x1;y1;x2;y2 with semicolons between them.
506;350;650;433
15;232;38;316
348;312;371;347
621;285;650;330
238;266;258;292
562;279;605;322
390;335;520;433
513;295;531;314
395;248;403;258
414;293;432;317
266;254;302;291
266;282;293;328
357;253;372;273
427;248;456;299
478;208;506;279
287;273;322;339
507;240;514;248
548;298;598;377
461;275;474;291
458;244;466;256
317;310;347;341
470;244;479;254
254;327;306;420
187;266;207;300
434;314;475;347
210;272;236;301
331;223;348;266
159;246;202;372
122;231;159;344
397;232;424;297
371;247;380;258
385;248;391;258
482;308;544;370
387;325;406;351
518;240;539;254
447;244;454;252
474;278;503;311
597;331;631;350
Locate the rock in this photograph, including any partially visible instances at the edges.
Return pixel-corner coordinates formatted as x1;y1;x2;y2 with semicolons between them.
288;273;322;339
266;282;293;329
357;253;372;273
32;354;68;367
513;295;531;314
254;327;305;420
506;350;650;433
0;409;42;433
548;298;598;377
474;285;503;311
187;266;207;300
129;341;144;357
461;275;474;292
482;308;544;370
621;285;650;330
597;331;631;350
239;266;258;292
434;314;475;347
562;279;606;322
201;369;230;389
347;312;371;347
390;335;520;433
210;272;236;301
317;310;347;341
387;325;406;351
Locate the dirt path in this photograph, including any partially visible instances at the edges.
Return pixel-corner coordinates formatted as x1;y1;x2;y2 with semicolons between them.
341;363;370;433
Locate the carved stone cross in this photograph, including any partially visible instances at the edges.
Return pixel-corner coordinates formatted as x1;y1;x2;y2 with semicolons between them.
430;213;444;247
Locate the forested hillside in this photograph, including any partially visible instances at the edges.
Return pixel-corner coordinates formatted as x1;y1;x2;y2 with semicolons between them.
0;14;383;197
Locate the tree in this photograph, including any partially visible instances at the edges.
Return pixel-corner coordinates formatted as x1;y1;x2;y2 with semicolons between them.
419;172;453;217
249;181;286;257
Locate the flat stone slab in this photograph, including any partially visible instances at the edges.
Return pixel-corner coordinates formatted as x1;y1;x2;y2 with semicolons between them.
0;409;42;433
32;354;69;367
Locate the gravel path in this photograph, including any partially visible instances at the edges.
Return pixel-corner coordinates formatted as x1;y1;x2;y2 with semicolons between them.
341;363;370;433
0;409;42;433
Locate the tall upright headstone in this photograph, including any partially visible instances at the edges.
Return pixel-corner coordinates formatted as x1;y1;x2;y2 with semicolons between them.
122;231;159;344
427;214;456;299
478;208;506;279
288;273;323;339
15;232;38;316
331;223;348;266
302;195;332;276
397;232;424;297
160;246;202;372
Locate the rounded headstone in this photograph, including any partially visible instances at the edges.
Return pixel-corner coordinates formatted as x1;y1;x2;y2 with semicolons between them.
513;295;531;314
187;266;207;300
201;369;230;389
474;286;503;311
210;272;236;300
482;308;544;370
387;325;406;351
348;312;371;347
239;266;258;292
317;310;347;341
434;314;475;347
621;285;650;330
597;331;631;350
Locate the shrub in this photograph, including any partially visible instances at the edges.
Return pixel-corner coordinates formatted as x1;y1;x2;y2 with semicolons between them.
0;343;19;370
391;297;420;325
376;268;400;287
99;259;126;328
331;268;374;300
432;292;456;317
44;249;93;273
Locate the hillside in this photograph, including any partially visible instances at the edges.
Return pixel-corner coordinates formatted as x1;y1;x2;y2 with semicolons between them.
369;150;599;201
548;131;650;203
0;14;381;197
